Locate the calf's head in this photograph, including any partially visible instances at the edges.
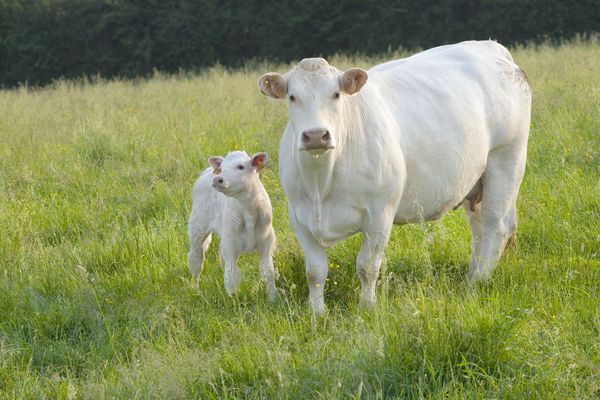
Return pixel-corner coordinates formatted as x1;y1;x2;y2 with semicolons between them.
258;58;368;154
209;151;268;197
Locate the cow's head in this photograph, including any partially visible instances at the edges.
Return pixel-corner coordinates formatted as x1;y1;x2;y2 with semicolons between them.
258;58;368;155
209;151;268;197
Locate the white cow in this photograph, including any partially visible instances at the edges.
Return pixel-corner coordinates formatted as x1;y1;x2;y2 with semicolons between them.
258;40;531;313
187;151;277;301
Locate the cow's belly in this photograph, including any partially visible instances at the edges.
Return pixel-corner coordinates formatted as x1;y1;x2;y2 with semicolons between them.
394;191;466;224
394;157;486;223
292;200;364;248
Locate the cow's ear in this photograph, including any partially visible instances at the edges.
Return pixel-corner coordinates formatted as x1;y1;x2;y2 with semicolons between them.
341;68;368;95
250;152;268;172
258;73;287;99
208;156;224;172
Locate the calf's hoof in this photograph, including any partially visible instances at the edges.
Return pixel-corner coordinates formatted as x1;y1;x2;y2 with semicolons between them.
266;286;277;303
308;298;325;315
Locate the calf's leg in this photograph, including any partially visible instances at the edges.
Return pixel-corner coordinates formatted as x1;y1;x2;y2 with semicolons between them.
258;231;277;302
188;231;212;280
220;241;241;295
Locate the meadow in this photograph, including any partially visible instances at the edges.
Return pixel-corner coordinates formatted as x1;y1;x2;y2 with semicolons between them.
0;41;599;399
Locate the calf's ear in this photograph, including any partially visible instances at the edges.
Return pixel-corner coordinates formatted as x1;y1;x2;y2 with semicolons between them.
341;68;368;95
258;73;287;99
251;152;268;172
208;156;224;173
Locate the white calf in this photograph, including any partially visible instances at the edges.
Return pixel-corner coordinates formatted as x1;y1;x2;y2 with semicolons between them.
187;151;277;301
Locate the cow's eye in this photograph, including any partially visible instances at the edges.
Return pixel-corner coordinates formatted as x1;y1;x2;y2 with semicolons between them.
334;92;340;99
237;165;245;170
289;95;296;102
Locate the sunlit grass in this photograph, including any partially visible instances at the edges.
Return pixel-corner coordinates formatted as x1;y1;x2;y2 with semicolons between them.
0;40;599;399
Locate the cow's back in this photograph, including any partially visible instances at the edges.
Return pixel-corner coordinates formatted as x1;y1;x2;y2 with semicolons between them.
368;40;531;222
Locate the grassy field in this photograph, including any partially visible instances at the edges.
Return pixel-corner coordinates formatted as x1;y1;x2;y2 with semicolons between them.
0;41;599;399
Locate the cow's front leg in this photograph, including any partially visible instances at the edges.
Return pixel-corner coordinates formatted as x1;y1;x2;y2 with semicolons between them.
357;213;394;308
292;224;328;314
289;206;330;314
304;242;328;314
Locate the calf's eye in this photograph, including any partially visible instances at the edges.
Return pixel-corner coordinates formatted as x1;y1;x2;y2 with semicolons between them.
334;92;340;99
237;165;245;170
289;95;296;102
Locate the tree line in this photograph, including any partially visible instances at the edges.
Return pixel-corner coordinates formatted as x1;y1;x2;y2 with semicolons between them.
0;0;598;87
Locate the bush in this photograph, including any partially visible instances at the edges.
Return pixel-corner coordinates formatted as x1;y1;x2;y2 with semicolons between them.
0;0;598;87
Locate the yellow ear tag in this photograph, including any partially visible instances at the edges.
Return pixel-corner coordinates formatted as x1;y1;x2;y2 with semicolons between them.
213;167;221;175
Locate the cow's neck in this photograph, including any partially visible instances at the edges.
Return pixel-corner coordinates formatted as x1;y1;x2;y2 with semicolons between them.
295;151;336;204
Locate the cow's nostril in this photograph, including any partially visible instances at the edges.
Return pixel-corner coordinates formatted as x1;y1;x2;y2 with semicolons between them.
302;132;311;143
322;131;331;142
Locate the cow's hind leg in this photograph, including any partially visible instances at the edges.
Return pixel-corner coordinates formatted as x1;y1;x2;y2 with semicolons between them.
463;201;483;279
469;145;525;283
356;234;388;308
356;210;395;308
188;231;212;280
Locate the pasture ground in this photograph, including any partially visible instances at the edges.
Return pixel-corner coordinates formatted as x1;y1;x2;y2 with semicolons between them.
0;41;599;399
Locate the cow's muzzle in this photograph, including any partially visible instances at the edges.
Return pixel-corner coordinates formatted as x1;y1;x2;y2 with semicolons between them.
301;128;333;151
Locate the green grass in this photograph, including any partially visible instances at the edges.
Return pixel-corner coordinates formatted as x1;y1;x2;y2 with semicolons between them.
1;41;599;399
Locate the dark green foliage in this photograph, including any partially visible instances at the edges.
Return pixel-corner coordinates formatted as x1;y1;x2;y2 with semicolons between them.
0;0;599;86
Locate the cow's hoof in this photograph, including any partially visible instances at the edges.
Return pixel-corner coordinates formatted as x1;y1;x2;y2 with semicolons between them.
188;266;201;281
467;269;491;285
359;297;376;310
188;269;200;285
